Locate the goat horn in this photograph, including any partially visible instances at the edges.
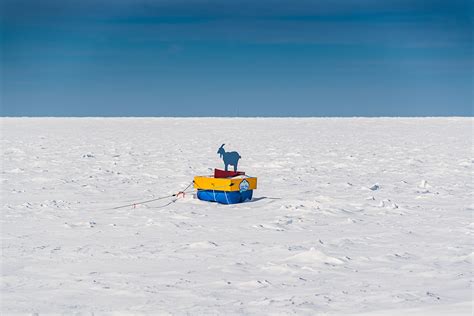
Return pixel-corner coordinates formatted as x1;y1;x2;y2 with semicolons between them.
220;144;225;148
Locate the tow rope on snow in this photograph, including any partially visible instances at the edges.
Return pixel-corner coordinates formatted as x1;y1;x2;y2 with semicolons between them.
108;181;195;210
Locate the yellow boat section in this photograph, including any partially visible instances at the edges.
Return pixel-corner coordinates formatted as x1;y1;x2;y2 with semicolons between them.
194;176;257;192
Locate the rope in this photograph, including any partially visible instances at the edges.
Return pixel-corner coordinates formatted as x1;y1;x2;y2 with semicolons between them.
224;191;230;205
106;181;194;210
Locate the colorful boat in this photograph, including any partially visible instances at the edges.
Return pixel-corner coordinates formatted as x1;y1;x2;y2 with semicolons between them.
194;171;257;204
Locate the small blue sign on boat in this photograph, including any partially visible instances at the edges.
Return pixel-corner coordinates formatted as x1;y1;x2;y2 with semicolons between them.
239;179;250;192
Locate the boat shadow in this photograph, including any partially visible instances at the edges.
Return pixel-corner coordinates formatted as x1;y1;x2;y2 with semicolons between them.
249;196;281;203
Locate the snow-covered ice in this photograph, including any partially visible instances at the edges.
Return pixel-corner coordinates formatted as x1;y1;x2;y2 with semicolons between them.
1;118;472;315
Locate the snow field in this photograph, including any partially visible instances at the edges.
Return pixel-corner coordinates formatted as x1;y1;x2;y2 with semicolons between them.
1;118;472;315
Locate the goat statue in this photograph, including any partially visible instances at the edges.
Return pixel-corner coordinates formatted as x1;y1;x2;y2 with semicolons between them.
217;144;241;172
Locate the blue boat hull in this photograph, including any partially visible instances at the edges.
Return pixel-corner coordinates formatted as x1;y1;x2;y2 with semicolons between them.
197;189;253;204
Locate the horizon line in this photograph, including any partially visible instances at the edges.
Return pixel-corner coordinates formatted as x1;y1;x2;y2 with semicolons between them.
1;116;472;119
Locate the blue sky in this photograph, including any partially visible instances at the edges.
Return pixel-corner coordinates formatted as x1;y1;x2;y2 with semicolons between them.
1;0;472;116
